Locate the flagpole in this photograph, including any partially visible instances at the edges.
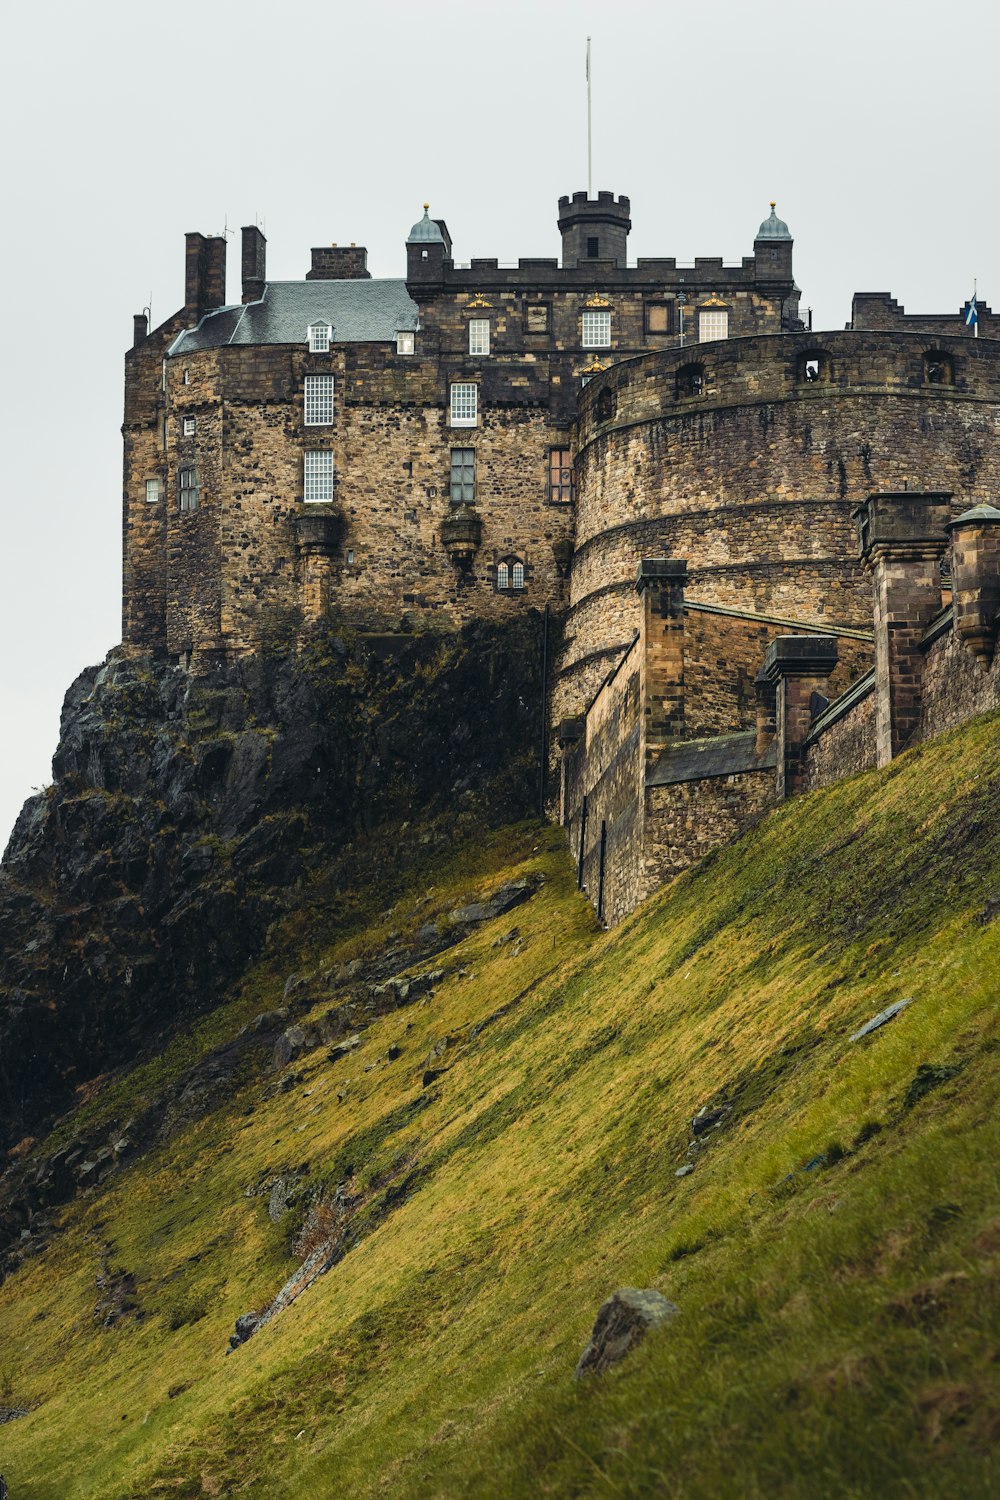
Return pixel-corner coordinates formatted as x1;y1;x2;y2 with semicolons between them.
974;278;978;338
586;37;592;198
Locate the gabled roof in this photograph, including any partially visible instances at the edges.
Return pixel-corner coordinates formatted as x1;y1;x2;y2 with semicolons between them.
168;279;420;355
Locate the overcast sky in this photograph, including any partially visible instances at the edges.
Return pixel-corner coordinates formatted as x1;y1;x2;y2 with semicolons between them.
1;0;996;847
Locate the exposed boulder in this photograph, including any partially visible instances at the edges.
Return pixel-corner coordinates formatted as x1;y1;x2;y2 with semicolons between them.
574;1288;680;1379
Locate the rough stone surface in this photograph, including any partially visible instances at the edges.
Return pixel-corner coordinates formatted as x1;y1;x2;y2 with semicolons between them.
574;1287;680;1379
0;617;546;1158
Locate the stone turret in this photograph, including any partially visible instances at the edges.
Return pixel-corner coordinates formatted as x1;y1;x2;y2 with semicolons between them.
557;190;631;268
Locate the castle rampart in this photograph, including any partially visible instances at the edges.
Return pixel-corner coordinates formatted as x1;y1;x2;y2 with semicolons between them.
558;331;1000;720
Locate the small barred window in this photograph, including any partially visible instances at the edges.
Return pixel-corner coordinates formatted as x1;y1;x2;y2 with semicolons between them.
450;448;475;504
305;374;334;426
581;310;611;348
450;382;478;427
469;319;490;355
698;309;729;342
304;450;334;503
307;322;331;353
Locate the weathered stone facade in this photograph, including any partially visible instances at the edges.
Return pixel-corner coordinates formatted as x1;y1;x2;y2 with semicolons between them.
122;194;1000;926
124;193;798;664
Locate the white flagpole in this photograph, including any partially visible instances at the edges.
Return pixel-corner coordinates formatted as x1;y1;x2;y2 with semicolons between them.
586;37;592;198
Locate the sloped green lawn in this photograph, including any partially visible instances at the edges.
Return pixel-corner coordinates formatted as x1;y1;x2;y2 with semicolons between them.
1;714;998;1498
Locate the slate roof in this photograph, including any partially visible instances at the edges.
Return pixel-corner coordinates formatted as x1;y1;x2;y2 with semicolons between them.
168;280;420;355
647;730;776;788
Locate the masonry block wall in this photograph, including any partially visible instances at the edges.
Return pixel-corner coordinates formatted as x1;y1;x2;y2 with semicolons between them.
559;331;1000;721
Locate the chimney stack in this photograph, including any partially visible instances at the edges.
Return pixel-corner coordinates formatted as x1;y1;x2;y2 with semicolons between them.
184;231;228;320
241;225;267;303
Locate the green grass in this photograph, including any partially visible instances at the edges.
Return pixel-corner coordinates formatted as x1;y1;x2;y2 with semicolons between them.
1;715;999;1498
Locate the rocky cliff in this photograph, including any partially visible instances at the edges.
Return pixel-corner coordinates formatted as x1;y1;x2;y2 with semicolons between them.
0;616;548;1150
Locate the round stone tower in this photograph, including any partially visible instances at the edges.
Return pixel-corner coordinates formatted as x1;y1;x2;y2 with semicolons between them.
558;329;1000;714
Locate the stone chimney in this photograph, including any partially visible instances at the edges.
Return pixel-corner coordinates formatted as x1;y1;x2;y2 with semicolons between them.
763;636;839;797
184;232;227;320
132;312;148;348
636;558;687;771
855;490;952;764
241;225;267;303
946;504;1000;662
307;244;371;280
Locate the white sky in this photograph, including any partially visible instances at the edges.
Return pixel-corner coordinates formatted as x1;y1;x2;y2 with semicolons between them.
1;0;996;847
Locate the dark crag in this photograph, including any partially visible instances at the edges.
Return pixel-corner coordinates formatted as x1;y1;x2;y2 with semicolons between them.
0;615;547;1151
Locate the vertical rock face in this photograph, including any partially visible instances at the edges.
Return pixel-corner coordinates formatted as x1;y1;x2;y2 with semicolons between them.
0;616;547;1146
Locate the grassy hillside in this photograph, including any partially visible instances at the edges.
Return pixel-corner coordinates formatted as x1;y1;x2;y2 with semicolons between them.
1;710;999;1498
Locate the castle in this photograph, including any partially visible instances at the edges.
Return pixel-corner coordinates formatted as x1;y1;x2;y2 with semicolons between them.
124;191;1000;923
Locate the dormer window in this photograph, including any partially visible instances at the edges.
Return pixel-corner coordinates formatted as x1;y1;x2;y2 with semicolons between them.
396;330;415;355
307;321;331;353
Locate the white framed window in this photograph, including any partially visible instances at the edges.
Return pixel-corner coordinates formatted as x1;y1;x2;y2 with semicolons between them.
145;478;161;503
346;548;355;564
304;374;334;426
307;321;331;353
304;450;334;503
581;310;611;348
183;416;196;437
178;467;198;513
182;369;190;385
469;319;490;355
698;309;729;342
512;562;525;589
450;382;478;427
497;561;509;590
396;330;415;355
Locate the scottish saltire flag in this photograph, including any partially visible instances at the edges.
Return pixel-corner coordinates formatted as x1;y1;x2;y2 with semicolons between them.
965;293;978;330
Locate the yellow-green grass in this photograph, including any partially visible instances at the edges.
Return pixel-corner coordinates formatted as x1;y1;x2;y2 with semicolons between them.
1;714;999;1498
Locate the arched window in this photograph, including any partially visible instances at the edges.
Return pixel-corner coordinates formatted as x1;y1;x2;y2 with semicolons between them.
496;556;526;592
676;363;705;398
798;350;829;383
924;350;954;386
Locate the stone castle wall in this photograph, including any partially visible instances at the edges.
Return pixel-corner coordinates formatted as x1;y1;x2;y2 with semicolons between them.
559;331;1000;718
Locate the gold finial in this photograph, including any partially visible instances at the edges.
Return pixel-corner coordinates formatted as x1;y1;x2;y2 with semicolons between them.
423;202;430;212
770;201;776;210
